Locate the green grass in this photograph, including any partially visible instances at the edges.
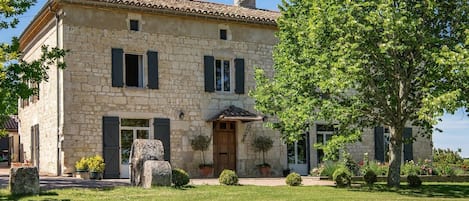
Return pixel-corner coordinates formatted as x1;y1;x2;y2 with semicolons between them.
1;183;469;201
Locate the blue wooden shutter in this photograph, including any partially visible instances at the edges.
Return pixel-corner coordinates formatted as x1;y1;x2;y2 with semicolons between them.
103;116;120;178
234;58;245;94
147;51;159;89
403;127;413;161
154;118;171;162
112;48;124;87
204;56;215;92
374;127;384;162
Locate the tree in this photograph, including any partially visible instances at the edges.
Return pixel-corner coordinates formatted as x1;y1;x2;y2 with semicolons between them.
251;0;468;187
0;0;67;135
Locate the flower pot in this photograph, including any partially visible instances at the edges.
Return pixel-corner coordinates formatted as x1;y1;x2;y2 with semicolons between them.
259;166;271;177
89;172;102;180
199;166;214;177
76;171;89;179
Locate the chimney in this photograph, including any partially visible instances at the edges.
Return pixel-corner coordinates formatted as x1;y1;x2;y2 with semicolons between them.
234;0;256;9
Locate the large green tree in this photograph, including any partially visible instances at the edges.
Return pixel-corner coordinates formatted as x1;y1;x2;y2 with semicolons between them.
252;0;468;187
1;0;66;132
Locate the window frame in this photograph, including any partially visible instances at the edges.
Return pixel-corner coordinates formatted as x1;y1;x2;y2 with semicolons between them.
119;118;152;164
214;58;233;93
129;19;139;31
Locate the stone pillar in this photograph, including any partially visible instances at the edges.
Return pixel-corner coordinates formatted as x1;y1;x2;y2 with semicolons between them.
234;0;256;9
141;161;172;188
9;167;40;195
130;139;165;186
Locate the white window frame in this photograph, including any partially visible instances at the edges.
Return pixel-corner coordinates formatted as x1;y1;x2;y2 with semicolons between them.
214;58;233;93
119;118;152;165
124;53;146;88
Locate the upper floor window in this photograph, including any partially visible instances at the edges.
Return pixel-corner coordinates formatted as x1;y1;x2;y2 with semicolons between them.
129;19;139;31
125;54;144;88
215;59;231;92
220;29;227;40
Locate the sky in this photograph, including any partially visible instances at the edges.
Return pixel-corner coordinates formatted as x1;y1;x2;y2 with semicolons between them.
1;0;468;157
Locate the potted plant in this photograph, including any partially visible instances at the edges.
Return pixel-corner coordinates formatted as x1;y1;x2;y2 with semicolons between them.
252;135;273;177
191;135;213;177
75;157;90;179
87;155;105;180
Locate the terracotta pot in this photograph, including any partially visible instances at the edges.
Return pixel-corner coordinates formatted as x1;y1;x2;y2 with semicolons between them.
76;171;90;179
199;166;214;177
259;166;271;177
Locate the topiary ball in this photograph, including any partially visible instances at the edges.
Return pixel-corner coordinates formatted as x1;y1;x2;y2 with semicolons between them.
218;169;239;185
285;172;302;186
333;167;352;188
172;168;190;187
363;169;377;185
407;175;422;188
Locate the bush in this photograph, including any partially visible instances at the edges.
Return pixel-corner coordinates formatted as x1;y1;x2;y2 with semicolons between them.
219;169;238;185
407;175;422;187
75;157;89;171
363;169;377;185
285;172;302;186
433;148;464;165
320;161;341;178
360;160;387;176
342;151;359;176
172;168;190;187
401;160;420;175
88;155;105;173
332;167;351;188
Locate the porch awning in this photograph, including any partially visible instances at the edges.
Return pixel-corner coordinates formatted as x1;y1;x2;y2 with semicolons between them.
207;105;264;122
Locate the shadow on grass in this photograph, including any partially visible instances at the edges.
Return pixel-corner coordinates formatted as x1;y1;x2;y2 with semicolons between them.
349;183;469;198
0;191;67;201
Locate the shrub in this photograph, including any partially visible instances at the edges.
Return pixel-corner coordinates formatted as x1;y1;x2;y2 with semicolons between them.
75;157;89;171
363;169;377;185
401;160;420;175
407;175;422;187
285;172;302;186
332;167;351;188
342;151;359;176
360;160;387;176
320;161;341;178
172;168;190;187
433;148;464;165
219;169;238;185
88;155;105;173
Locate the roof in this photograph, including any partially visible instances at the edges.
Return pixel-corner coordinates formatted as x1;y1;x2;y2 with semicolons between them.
1;116;18;131
61;0;280;25
208;105;264;122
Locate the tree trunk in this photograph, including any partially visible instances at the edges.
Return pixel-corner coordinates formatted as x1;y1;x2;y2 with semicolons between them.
387;126;403;188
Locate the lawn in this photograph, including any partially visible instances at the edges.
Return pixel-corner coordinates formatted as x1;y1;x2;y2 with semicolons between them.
1;183;469;201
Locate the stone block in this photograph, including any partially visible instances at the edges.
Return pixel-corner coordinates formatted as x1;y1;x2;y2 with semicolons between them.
141;160;172;188
130;139;165;186
9;167;40;195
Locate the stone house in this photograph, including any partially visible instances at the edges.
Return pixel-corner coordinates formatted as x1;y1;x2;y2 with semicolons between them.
18;0;432;178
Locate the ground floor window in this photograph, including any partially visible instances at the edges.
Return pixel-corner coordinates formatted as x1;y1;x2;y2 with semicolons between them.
120;119;150;165
316;124;336;163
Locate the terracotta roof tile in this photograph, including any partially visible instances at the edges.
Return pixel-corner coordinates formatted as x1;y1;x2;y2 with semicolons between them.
208;105;264;122
68;0;280;25
2;116;18;131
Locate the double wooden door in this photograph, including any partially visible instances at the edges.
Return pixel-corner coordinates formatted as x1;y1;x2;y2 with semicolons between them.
213;121;236;176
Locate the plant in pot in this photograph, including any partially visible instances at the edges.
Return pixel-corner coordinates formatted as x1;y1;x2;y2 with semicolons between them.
75;157;90;179
191;135;213;177
87;155;105;180
252;135;274;177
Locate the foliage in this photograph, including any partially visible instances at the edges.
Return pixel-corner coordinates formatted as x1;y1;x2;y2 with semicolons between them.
172;168;190;187
360;160;388;176
401;160;421;176
218;169;238;185
191;135;211;166
0;0;67;127
87;155;105;173
363;169;377;186
333;167;352;188
252;135;273;166
341;151;359;176
407;175;422;188
74;157;89;171
319;161;341;179
285;172;302;186
252;0;469;187
433;148;464;165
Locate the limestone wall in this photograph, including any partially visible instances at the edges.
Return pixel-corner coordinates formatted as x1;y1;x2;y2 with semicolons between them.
18;19;60;175
60;5;283;176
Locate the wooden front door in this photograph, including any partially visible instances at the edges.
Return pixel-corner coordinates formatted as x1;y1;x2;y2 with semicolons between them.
213;121;236;176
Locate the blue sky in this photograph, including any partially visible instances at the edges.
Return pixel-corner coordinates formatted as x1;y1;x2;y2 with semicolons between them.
2;0;468;157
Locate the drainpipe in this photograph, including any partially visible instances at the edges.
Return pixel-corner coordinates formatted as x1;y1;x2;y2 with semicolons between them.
50;3;64;176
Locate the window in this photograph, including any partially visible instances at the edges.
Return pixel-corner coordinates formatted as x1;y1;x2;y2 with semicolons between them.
129;20;139;31
383;128;390;162
316;124;337;163
220;29;227;40
120;119;150;164
215;59;231;92
125;54;144;88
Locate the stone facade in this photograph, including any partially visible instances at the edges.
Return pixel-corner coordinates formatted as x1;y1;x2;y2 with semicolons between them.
18;0;432;178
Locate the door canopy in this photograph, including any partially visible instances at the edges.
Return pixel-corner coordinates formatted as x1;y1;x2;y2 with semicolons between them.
208;105;264;122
